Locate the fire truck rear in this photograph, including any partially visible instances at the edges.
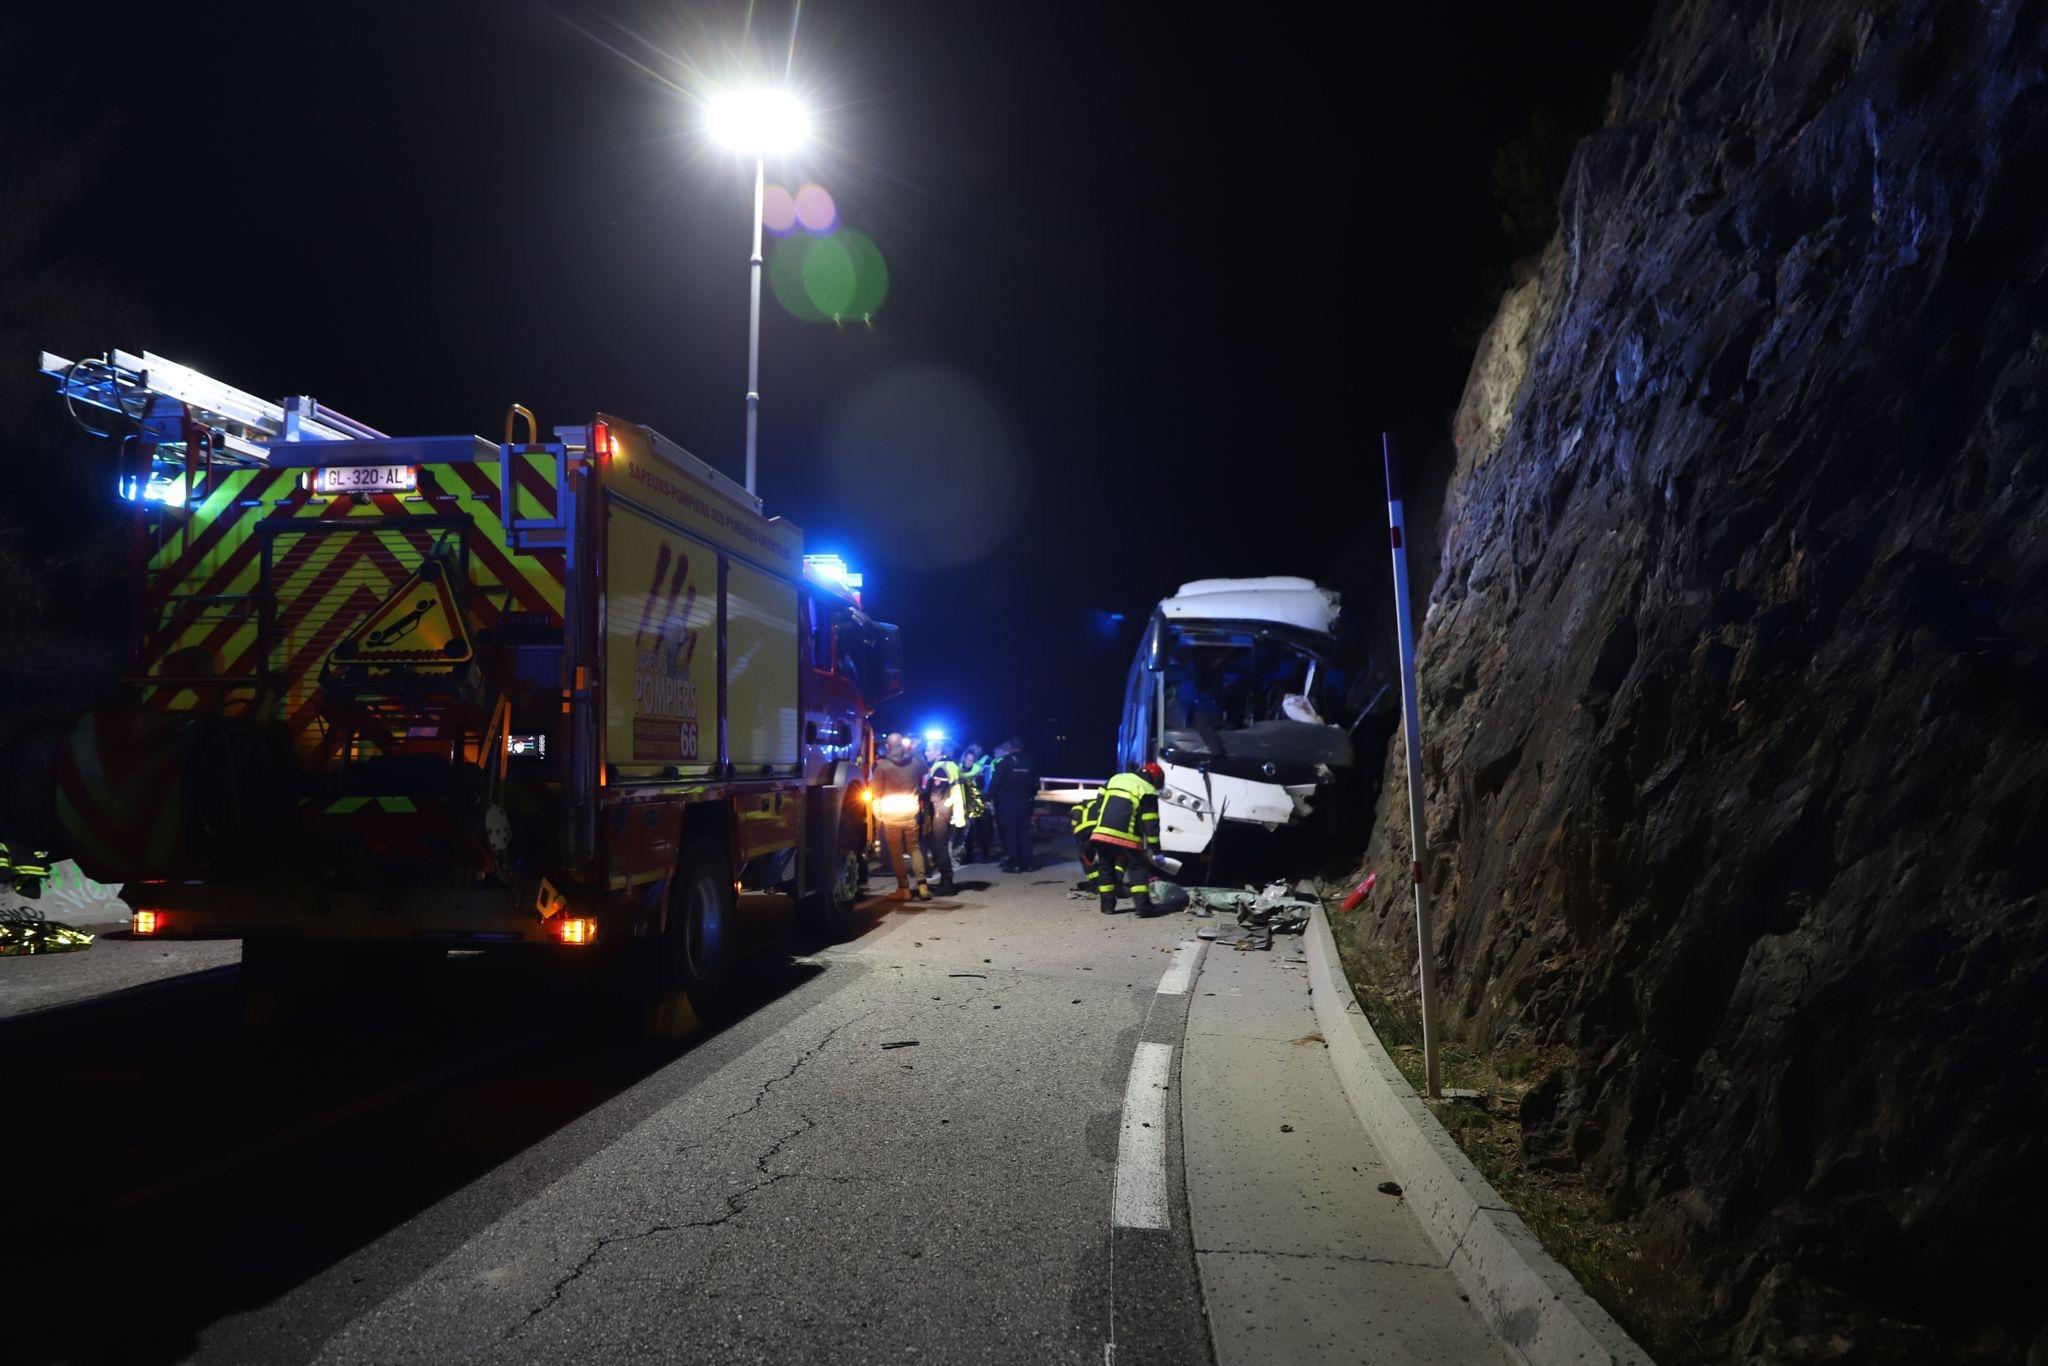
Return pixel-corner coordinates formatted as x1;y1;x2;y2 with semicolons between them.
15;350;901;1015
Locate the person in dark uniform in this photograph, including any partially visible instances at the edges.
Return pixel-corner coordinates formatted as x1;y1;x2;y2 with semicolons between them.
990;737;1040;873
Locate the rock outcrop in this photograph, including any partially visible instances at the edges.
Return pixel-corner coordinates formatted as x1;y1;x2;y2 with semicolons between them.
1359;2;2048;1358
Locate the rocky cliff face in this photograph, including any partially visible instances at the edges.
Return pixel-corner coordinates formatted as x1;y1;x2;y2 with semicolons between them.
1361;2;2048;1358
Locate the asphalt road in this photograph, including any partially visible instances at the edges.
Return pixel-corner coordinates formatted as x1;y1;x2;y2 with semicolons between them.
5;857;1222;1365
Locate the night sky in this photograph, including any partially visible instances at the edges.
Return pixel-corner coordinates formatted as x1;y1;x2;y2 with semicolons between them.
6;1;1641;771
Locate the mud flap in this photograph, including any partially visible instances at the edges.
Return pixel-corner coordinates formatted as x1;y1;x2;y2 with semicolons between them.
640;988;703;1038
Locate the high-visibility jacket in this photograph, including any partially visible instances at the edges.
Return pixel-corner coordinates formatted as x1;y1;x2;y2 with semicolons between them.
1;843;52;888
928;759;967;828
1069;793;1102;839
870;755;925;821
1089;771;1159;851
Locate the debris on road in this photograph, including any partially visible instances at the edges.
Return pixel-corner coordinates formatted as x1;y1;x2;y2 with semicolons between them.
948;972;988;978
1377;1181;1404;1197
1148;881;1191;913
1187;882;1319;935
1280;1124;1295;1132
1341;872;1378;911
881;1040;920;1050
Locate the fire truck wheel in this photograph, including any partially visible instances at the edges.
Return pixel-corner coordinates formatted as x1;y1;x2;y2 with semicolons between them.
798;846;866;940
666;840;736;1013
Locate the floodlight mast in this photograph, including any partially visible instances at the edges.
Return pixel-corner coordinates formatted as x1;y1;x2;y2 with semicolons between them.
706;88;810;497
744;153;765;497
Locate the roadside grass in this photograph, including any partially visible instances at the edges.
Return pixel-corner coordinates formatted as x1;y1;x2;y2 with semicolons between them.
1328;915;1718;1366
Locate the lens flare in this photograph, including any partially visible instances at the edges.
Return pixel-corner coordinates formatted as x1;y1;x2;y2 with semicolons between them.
794;183;838;234
770;237;830;322
801;235;858;317
770;230;890;323
841;230;889;318
825;366;1026;568
762;183;797;235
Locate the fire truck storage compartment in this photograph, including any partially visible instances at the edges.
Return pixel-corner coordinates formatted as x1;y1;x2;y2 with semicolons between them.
726;559;799;774
604;501;721;780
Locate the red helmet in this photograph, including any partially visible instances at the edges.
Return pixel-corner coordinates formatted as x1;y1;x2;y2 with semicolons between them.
1141;761;1164;786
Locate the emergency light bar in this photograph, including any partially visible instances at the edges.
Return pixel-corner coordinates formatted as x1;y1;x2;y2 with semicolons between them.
803;554;864;591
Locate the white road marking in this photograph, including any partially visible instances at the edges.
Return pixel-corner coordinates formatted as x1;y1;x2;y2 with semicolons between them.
1112;1041;1174;1230
1155;940;1203;996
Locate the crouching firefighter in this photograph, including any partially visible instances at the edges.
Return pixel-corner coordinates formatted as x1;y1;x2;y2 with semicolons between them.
1069;790;1104;895
1089;762;1164;915
0;842;53;900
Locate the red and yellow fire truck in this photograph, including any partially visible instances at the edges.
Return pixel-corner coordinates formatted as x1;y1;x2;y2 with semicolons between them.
19;350;900;1015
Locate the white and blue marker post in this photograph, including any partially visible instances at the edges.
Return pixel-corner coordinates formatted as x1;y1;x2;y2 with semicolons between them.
1382;432;1442;1100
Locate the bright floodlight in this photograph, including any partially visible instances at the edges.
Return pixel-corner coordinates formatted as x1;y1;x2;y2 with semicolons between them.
707;88;809;155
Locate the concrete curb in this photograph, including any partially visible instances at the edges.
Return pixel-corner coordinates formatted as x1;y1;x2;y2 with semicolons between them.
1305;904;1655;1366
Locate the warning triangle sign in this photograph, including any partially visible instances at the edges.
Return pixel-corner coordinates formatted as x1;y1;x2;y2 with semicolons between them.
329;558;475;668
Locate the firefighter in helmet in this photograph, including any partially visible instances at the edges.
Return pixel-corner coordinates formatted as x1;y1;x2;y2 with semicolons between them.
1069;789;1105;895
1088;761;1164;915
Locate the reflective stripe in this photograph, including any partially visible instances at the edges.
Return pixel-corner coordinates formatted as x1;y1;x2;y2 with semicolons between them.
1094;773;1159;844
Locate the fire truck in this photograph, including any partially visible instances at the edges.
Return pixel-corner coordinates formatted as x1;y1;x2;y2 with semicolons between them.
16;349;901;1017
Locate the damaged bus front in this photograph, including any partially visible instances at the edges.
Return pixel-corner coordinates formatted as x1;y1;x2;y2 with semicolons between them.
1116;577;1352;866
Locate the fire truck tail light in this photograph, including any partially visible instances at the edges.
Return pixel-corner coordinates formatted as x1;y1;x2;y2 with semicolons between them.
593;421;613;460
554;916;598;946
132;910;164;936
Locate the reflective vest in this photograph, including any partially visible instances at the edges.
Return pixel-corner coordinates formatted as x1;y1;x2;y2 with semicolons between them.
928;759;966;827
0;844;50;878
1069;793;1102;838
1089;771;1159;851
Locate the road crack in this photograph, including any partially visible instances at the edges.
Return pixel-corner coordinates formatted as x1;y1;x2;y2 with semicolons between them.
509;1111;822;1337
672;1009;884;1159
508;974;1046;1337
512;1012;880;1339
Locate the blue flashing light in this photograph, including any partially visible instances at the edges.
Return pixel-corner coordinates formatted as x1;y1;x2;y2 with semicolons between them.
119;474;189;507
921;727;948;744
803;553;865;591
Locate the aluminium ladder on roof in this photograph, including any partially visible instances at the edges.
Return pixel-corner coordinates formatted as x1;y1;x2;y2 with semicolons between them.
39;348;386;466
